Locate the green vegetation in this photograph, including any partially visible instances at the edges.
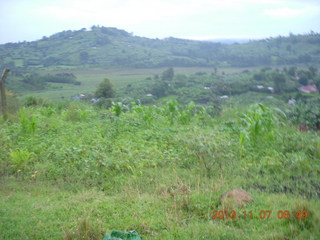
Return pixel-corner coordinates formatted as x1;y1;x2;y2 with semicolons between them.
95;78;115;99
1;26;319;71
8;72;80;92
0;95;319;239
1;26;320;239
287;98;320;130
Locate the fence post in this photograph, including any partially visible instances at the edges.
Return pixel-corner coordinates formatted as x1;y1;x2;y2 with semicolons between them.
0;68;10;120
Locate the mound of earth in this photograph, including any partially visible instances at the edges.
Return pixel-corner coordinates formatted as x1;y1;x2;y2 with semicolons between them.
220;189;253;208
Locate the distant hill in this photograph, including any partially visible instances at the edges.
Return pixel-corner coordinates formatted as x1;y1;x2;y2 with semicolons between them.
1;26;320;70
206;38;252;44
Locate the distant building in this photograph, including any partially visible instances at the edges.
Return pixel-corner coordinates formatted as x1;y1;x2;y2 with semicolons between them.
267;87;274;93
91;98;100;103
288;99;296;105
256;85;264;89
71;95;80;100
298;84;319;94
71;94;86;100
219;95;228;99
146;93;153;97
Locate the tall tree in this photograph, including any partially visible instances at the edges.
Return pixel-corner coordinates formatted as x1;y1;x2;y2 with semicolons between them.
95;78;115;98
161;68;174;82
272;72;286;93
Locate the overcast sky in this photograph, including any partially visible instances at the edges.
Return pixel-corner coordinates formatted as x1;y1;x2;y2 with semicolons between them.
1;0;319;44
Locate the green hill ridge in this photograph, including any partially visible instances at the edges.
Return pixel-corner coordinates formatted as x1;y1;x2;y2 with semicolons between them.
1;26;320;70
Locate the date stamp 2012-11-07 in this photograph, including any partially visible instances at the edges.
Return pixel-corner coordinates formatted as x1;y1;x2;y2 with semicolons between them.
212;210;309;220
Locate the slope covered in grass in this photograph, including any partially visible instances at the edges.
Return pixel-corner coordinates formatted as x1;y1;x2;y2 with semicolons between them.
0;101;319;239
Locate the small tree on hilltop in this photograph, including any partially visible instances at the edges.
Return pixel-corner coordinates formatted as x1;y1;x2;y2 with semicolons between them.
95;78;115;98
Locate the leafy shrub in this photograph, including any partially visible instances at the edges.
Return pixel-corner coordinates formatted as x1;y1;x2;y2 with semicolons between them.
110;102;127;117
10;148;34;172
39;106;56;117
19;108;36;134
239;103;285;149
287;98;320;130
180;129;236;177
95;97;113;109
164;100;180;125
131;103;157;126
22;74;47;90
95;78;115;99
43;73;78;84
63;104;88;122
24;96;49;107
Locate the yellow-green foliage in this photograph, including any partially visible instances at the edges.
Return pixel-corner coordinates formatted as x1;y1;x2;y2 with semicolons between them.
10;148;33;171
0;101;319;240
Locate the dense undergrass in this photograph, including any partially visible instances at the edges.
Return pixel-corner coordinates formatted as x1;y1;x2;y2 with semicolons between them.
0;101;319;239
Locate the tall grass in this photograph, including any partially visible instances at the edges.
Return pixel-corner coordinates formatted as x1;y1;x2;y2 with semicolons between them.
0;101;319;239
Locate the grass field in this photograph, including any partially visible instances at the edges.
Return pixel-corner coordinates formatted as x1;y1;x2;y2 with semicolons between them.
1;175;319;240
2;66;319;239
20;67;258;100
0;100;319;239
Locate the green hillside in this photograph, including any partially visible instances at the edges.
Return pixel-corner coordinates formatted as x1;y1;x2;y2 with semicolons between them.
1;26;320;240
1;26;320;70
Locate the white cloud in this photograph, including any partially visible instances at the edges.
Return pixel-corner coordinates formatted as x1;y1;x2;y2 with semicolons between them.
32;0;198;25
264;7;312;18
180;35;264;40
30;0;319;26
1;0;320;43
